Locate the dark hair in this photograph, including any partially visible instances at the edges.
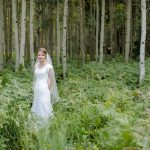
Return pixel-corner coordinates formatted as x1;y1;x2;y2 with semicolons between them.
38;48;47;58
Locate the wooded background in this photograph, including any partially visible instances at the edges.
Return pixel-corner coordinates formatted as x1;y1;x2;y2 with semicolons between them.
0;0;148;80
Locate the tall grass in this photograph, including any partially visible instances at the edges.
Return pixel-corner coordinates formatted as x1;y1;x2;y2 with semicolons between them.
0;58;150;149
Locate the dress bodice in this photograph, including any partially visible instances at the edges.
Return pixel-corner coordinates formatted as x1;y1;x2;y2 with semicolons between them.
34;63;52;90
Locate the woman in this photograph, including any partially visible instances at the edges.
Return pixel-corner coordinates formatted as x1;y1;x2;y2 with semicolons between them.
31;48;59;126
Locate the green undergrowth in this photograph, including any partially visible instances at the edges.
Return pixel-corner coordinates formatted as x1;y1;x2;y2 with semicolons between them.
0;58;150;149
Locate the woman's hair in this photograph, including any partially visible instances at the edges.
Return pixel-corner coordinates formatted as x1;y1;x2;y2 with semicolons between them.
38;48;47;58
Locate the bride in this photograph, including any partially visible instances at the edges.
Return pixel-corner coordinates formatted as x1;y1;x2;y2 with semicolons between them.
31;48;59;125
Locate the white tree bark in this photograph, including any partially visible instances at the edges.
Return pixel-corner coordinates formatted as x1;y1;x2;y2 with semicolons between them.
99;0;105;64
57;0;61;66
30;0;34;70
62;0;68;79
12;0;20;71
139;0;146;85
0;0;4;70
96;0;99;62
125;0;132;62
20;0;26;67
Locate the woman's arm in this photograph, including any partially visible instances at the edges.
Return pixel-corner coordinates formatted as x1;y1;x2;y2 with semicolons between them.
48;69;52;90
33;67;36;92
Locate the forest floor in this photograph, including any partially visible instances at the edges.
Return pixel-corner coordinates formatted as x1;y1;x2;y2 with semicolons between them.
0;57;150;149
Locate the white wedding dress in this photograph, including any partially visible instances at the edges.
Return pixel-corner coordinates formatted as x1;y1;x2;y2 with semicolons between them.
31;63;53;120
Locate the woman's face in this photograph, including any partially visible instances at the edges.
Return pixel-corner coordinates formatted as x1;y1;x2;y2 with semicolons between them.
38;51;46;63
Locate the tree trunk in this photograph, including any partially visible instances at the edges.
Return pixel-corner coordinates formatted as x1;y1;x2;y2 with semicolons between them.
30;0;34;69
39;5;44;47
35;3;40;50
3;0;8;62
9;2;12;62
0;0;4;70
139;0;146;85
20;0;26;67
79;0;85;64
49;4;53;57
125;0;132;62
45;5;50;56
96;0;99;62
56;0;61;65
62;0;68;79
99;0;105;64
89;0;93;61
52;15;56;58
76;23;80;59
12;0;20;71
70;23;73;59
109;0;117;57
